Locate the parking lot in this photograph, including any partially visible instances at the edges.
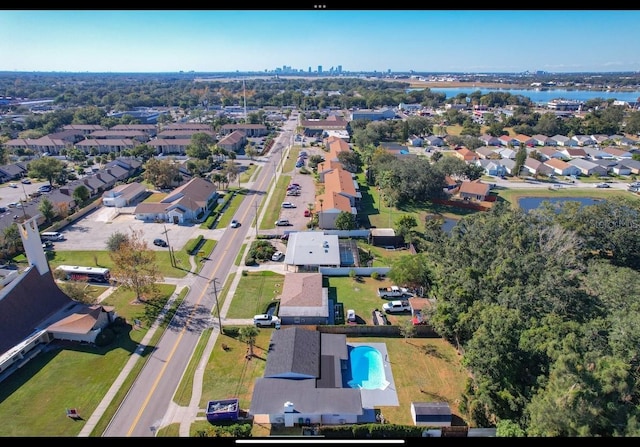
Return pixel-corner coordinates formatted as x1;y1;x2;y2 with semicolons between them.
51;207;223;252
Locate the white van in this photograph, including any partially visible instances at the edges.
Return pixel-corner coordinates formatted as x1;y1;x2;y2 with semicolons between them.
41;231;64;241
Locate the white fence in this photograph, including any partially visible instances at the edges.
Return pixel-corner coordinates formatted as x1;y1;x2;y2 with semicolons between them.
318;267;391;277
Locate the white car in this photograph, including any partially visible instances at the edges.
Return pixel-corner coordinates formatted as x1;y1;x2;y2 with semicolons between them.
271;251;284;261
230;219;240;228
282;202;296;208
346;309;356;323
253;314;280;328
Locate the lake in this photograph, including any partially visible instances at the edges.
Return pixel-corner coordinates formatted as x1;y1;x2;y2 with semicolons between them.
518;196;602;212
411;87;640;104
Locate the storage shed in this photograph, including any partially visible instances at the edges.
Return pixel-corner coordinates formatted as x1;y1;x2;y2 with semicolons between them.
411;402;452;427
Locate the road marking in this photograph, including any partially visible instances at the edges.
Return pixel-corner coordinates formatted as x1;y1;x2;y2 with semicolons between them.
125;153;273;435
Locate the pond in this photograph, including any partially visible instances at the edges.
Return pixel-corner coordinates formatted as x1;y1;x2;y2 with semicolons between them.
518;196;602;212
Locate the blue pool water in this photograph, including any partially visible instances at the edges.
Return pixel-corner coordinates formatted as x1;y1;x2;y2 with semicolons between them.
345;345;388;390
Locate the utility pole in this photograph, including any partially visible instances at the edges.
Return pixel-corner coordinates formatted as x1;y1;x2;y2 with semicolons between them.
163;224;175;267
254;199;259;238
212;278;222;331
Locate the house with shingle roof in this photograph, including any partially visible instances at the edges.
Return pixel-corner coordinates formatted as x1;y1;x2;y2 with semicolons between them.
475;147;500;159
523;157;553;176
458;180;490;201
479;134;501;147
561;147;588;159
543;158;581;176
551;135;579;147
249;327;366;427
538;146;565;160
315;192;354;230
531;134;556;146
134;177;218;224
277;273;329;325
567;158;609;176
102;182;147;208
217;130;246;153
601;146;633;159
323;167;360;207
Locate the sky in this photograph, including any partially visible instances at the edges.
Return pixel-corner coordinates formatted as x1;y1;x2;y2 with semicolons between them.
1;10;640;74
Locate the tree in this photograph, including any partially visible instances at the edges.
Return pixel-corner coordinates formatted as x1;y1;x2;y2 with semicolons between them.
514;145;527;177
58;282;97;304
72;184;90;205
239;325;259;359
109;229;162;302
27;157;66;186
244;145;258;160
224;160;241;188
399;319;416;343
186;132;215;160
1;224;22;260
106;231;129;252
388;253;434;294
144;158;179;189
394;214;417;244
37;197;56;224
334;211;357;230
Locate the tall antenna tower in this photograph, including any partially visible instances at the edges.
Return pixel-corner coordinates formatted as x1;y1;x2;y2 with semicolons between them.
243;79;247;122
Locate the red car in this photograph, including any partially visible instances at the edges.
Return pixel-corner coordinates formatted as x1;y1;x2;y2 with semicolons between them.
304;209;311;217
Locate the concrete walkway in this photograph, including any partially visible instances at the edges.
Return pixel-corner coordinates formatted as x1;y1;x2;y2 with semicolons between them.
79;145;291;437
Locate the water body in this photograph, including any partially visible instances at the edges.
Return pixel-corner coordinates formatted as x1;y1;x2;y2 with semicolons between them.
518;196;602;212
411;87;640;105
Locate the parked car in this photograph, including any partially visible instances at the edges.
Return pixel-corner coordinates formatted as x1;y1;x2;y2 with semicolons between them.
346;309;356;323
287;190;300;196
8;183;17;188
271;251;284;261
153;238;168;247
282;202;296;208
304;209;311;217
253;314;280;328
596;183;610;188
275;219;290;226
38;185;52;192
230;219;240;228
21;179;31;184
382;300;411;314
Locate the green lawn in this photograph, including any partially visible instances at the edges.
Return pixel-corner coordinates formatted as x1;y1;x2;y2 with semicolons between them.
224;271;283;318
260;175;292;230
0;283;177;437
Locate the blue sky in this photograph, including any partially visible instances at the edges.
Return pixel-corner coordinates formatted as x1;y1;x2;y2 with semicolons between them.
1;10;639;73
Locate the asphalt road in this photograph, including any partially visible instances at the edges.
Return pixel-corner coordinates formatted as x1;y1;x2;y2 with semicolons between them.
102;115;298;437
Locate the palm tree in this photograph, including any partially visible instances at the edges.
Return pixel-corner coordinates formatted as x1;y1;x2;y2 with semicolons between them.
239;326;259;359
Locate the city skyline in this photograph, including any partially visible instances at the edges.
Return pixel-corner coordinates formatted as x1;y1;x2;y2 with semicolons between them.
1;10;640;74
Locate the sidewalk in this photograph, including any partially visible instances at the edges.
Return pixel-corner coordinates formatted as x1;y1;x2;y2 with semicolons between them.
79;146;289;437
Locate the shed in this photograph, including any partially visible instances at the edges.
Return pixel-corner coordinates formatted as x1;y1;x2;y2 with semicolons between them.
411;402;452;427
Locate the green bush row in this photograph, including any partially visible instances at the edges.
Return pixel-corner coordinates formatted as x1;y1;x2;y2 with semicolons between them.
185;235;204;255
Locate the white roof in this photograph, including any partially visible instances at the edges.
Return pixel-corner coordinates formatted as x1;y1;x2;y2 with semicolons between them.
284;231;341;267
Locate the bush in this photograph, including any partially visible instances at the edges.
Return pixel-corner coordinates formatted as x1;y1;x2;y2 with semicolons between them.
222;326;240;337
371;271;380;280
95;327;116;347
245;256;256;266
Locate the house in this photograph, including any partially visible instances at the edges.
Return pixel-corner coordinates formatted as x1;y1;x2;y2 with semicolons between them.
567;158;609;176
458;180;490;201
522;157;553;176
147;138;192;155
561;148;588;159
217;130;247;153
411;402;452;427
277;273;329;325
475;159;507;177
537;146;565;160
601;146;633;159
315;192;355;230
102;182;147;208
497;135;520;147
582;147;613;160
497;148;516;159
571;135;596;146
219;123;268;137
551;135;579;147
531;134;556;146
323;167;360;207
478;134;501;147
543;158;581;176
134;177;218;224
249;327;389;427
475;147;500;159
283;232;340;272
453;147;478;162
407;135;423;147
424;135;445;147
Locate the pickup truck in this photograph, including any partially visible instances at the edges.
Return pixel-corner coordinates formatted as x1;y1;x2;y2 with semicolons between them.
378;285;410;298
382;300;411;314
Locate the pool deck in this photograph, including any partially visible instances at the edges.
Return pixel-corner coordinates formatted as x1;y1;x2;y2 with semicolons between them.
348;342;400;409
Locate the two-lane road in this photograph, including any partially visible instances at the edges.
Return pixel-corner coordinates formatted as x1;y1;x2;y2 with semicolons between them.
102;121;295;437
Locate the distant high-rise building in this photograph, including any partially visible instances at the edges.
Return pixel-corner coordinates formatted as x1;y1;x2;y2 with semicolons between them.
308;67;312;73
337;65;342;73
318;65;322;74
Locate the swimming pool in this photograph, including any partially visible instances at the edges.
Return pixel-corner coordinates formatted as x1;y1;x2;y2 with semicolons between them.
345;345;389;390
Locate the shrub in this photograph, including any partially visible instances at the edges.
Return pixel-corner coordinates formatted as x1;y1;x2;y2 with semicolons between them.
371;271;380;280
245;256;256;266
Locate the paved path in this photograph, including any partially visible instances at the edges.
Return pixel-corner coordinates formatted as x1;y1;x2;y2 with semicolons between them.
79;145;290;437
